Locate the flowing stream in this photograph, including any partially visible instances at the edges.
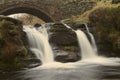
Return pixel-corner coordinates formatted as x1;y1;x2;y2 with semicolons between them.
75;30;97;59
24;24;98;63
23;24;120;66
23;25;54;64
0;24;120;80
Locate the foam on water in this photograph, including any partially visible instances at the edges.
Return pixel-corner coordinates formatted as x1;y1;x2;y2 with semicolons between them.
24;24;120;70
23;25;54;64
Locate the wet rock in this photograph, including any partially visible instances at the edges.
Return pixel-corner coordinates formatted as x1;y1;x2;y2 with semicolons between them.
49;22;93;62
34;23;41;28
54;50;79;63
21;58;41;68
49;23;78;46
0;16;31;70
48;22;81;61
64;21;87;30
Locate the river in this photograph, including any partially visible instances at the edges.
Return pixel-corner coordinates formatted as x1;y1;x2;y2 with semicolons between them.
0;62;120;80
0;22;120;80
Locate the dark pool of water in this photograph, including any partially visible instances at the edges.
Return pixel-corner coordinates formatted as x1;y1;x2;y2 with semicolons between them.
0;64;120;80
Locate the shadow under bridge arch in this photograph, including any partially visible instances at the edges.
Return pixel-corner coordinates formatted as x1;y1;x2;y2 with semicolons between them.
0;7;54;22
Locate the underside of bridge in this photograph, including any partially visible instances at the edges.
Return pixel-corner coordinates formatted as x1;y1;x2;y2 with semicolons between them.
0;7;54;22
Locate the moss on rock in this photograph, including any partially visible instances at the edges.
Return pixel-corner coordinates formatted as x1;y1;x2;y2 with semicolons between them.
89;5;120;57
0;16;30;70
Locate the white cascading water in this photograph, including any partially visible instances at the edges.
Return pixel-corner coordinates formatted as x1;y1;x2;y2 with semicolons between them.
22;24;120;69
84;24;98;53
63;23;97;59
75;30;97;59
74;24;120;65
89;33;98;53
23;25;54;64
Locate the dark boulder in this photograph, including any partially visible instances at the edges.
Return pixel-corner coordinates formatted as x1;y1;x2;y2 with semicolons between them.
49;23;78;46
49;23;80;62
54;50;79;63
34;23;41;28
60;21;93;44
0;16;30;70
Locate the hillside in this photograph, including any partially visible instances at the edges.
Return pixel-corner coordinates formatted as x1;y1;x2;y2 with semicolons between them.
68;0;120;57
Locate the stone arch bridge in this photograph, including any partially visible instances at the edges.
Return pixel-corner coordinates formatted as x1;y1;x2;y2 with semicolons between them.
0;0;62;22
0;0;96;22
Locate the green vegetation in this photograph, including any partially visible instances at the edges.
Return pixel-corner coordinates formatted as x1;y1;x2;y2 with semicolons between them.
69;1;120;56
0;16;30;71
89;5;120;56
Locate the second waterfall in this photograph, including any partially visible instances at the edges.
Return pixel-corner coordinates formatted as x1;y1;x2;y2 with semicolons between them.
75;30;97;60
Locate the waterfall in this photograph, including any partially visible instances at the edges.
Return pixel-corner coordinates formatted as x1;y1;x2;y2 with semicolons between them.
89;33;98;53
84;24;98;53
23;25;54;64
23;24;120;69
62;23;98;59
23;23;98;64
75;30;97;59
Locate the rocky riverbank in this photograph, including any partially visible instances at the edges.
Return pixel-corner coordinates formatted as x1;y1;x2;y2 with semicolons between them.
0;16;40;71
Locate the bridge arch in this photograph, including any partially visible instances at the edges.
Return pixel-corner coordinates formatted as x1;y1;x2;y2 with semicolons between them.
0;0;65;22
0;6;54;22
